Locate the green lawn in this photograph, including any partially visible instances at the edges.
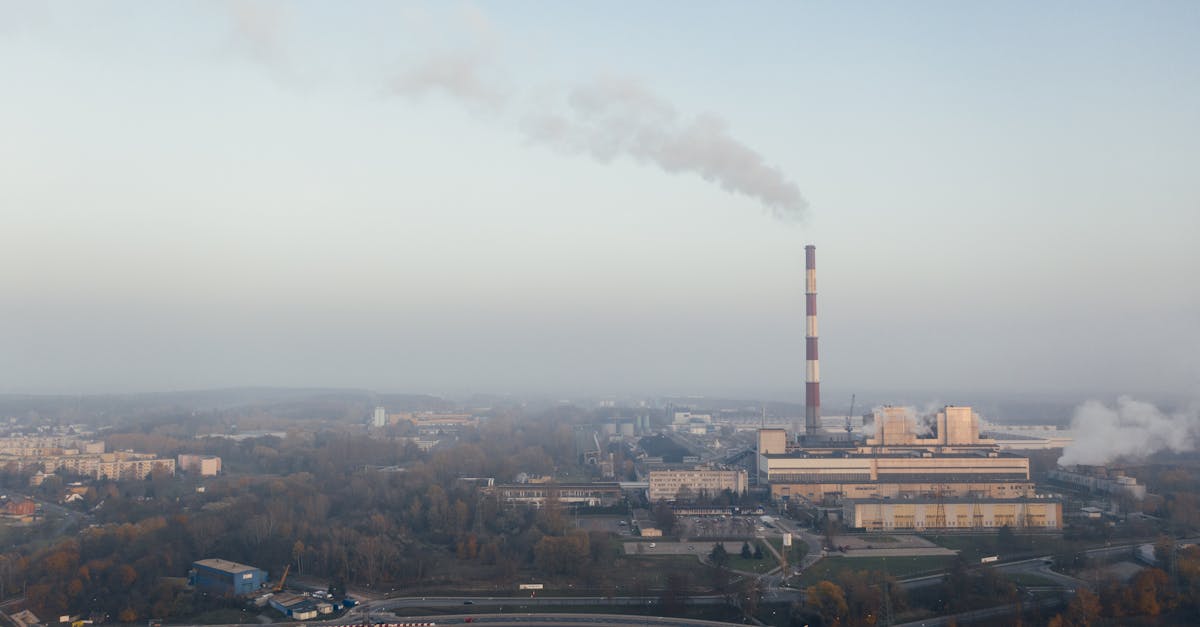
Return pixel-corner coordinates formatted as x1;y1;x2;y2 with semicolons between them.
797;555;954;586
728;554;777;574
860;534;901;543
921;533;1082;562
1004;572;1062;587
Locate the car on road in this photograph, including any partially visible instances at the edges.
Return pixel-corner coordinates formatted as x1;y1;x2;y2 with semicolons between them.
687;545;694;550
649;542;656;548
463;600;474;605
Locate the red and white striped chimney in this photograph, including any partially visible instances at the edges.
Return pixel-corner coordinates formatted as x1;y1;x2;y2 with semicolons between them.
805;245;820;436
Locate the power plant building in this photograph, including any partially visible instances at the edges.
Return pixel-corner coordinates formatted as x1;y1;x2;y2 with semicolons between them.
843;497;1062;531
757;245;1059;530
759;405;1054;529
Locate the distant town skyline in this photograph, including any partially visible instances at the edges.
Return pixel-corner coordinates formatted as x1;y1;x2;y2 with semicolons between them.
1;2;1196;403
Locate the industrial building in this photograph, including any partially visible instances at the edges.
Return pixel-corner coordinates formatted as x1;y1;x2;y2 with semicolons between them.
1048;467;1147;500
191;559;266;596
487;482;624;509
759;406;1036;503
647;468;748;502
755;245;1059;529
843;497;1062;531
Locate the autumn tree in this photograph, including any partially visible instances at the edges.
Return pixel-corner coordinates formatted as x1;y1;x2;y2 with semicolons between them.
806;580;848;626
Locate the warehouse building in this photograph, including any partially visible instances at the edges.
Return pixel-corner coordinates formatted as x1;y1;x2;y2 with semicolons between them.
191;559;267;596
487;482;623;509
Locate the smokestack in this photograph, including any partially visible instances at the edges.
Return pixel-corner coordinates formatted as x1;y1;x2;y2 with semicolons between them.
805;245;820;436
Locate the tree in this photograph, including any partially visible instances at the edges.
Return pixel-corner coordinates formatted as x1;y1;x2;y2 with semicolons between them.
741;541;753;559
658;572;690;616
996;524;1015;552
737;576;763;619
1063;588;1101;626
1129;567;1172;616
709;543;730;569
805;580;848;626
753;543;764;560
652;500;676;534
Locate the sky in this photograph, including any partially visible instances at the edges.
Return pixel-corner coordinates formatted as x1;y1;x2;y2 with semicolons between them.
1;1;1197;406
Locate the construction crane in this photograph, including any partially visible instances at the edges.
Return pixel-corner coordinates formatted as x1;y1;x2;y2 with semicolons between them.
272;564;291;592
845;394;856;436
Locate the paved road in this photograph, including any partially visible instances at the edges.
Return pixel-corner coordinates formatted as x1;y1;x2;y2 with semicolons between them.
893;596;1064;627
171;613;744;627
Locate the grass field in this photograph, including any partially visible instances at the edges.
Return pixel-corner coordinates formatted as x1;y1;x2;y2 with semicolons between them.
921;534;1001;561
921;533;1079;562
861;534;901;543
1004;572;1062;587
393;602;749;623
797;555;954;586
728;554;777;574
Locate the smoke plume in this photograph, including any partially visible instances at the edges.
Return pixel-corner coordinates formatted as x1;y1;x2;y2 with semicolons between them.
1058;396;1200;466
222;0;296;83
391;55;807;220
220;2;809;220
522;77;808;221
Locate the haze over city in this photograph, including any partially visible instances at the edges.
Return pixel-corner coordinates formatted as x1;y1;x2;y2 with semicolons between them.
2;1;1197;405
8;4;1200;627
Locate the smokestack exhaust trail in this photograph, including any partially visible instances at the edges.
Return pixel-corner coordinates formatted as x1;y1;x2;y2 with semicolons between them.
805;244;820;436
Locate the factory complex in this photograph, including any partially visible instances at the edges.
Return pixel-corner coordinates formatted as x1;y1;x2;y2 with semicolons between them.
755;246;1063;531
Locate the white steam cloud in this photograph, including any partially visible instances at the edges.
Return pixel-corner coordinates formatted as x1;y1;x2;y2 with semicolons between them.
1058;396;1200;467
392;60;808;220
220;2;809;220
522;77;808;221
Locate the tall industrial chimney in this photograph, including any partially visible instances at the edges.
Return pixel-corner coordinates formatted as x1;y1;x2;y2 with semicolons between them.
805;245;820;436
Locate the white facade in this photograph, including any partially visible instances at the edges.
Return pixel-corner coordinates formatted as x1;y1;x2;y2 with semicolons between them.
648;469;748;501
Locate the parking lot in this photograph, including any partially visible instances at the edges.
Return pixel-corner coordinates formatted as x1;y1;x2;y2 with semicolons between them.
573;515;635;536
674;515;762;539
622;540;746;556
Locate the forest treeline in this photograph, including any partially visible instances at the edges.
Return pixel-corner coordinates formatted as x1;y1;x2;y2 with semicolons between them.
1;407;640;621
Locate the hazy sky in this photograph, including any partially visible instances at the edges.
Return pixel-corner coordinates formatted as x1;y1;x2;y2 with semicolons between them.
2;1;1197;403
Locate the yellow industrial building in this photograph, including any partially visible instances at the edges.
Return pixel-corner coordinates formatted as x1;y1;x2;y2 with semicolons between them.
758;405;1059;530
843;497;1062;531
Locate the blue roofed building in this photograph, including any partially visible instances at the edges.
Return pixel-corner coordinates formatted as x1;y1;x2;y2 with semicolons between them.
191;558;267;596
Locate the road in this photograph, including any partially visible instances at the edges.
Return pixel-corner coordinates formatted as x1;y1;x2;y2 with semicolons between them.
174;613;744;627
893;596;1065;627
26;495;89;538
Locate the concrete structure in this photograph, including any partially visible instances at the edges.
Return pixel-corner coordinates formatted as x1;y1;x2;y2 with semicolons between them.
804;244;820;437
191;559;266;596
760;406;1038;505
863;406;991;452
671;412;713;434
1048;467;1147;500
487;482;623;509
177;454;222;476
647;468;748;502
981;422;1074;451
372;406;387;428
843;497;1062;531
